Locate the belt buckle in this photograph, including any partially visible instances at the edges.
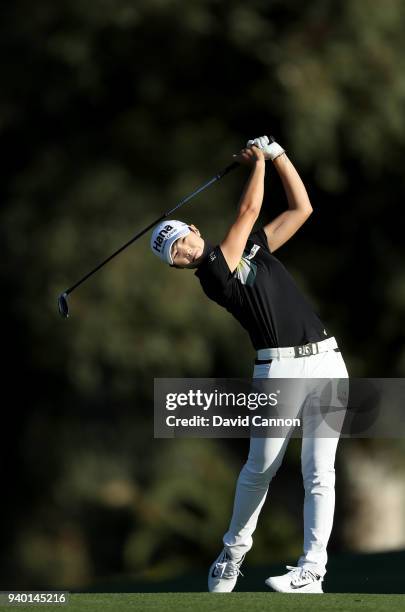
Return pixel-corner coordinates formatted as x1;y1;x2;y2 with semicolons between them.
294;343;318;358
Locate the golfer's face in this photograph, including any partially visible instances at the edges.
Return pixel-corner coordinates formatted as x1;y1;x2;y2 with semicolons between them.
171;230;204;268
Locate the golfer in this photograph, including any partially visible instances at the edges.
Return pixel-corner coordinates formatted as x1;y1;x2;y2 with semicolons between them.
150;136;349;594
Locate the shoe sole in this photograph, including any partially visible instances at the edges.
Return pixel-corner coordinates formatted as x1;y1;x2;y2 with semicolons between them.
265;578;323;594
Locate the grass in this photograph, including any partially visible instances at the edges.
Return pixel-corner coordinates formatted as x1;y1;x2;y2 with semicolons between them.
3;593;405;612
2;552;404;611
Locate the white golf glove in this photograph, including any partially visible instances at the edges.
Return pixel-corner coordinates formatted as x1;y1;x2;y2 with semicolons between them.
246;135;285;161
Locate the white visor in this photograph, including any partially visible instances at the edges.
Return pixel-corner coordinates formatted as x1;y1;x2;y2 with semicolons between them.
150;220;191;265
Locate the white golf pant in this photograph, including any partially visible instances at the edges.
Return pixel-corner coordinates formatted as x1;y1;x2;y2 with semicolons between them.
223;342;349;577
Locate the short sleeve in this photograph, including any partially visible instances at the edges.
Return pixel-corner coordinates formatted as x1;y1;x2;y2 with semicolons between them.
249;227;271;253
194;244;236;303
205;245;233;290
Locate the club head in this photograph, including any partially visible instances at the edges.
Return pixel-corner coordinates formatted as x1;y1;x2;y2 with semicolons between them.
58;292;70;318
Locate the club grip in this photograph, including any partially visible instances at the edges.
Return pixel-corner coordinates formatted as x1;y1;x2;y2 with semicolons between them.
217;161;239;179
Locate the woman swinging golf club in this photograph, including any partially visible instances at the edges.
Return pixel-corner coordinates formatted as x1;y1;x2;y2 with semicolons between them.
150;135;348;594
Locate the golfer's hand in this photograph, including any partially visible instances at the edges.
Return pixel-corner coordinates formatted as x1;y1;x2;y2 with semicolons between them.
247;135;285;161
247;135;270;151
233;145;265;167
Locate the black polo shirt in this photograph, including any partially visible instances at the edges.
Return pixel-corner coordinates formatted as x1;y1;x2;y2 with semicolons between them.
194;228;329;350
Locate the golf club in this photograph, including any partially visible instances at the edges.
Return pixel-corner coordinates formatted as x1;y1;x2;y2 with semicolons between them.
58;159;239;318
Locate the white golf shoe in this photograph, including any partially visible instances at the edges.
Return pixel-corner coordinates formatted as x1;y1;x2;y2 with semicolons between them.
208;548;244;592
265;565;324;593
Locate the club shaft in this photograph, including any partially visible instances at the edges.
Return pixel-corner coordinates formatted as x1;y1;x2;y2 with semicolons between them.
64;161;239;295
65;214;166;295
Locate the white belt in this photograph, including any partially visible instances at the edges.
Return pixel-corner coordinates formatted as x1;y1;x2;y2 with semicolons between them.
256;336;338;360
